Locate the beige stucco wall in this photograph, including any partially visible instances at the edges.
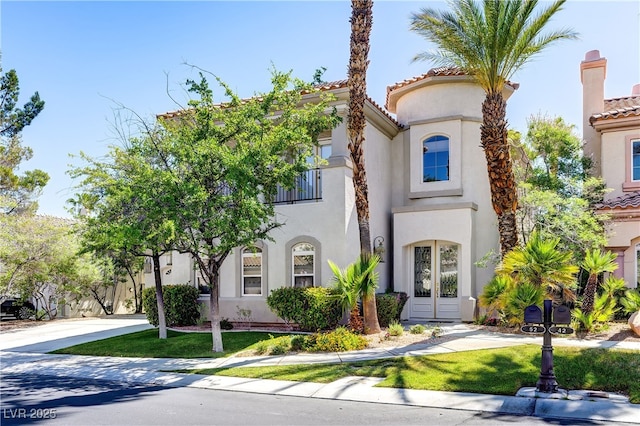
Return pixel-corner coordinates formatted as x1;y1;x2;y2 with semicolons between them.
389;78;500;321
600;130;638;200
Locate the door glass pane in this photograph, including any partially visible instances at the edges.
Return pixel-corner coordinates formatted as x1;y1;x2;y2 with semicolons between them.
439;244;458;298
414;247;431;297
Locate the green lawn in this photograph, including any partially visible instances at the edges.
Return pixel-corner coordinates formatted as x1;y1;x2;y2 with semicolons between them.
50;329;285;358
51;330;640;403
180;345;640;403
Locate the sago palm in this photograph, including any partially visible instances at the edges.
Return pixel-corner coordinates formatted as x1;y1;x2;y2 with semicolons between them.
580;249;617;314
498;232;578;302
410;0;577;256
329;253;381;333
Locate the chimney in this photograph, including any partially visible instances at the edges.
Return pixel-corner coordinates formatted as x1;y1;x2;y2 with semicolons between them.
581;50;607;176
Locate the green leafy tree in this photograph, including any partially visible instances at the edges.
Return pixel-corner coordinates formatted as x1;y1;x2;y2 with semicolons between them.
122;69;341;352
69;135;177;338
510;116;608;260
410;0;577;256
0;215;79;319
0;65;48;214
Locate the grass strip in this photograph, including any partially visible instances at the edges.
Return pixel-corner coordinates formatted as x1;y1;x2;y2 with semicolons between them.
176;345;640;403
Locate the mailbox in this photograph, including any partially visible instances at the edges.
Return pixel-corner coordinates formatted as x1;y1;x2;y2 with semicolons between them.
524;305;543;324
553;305;571;324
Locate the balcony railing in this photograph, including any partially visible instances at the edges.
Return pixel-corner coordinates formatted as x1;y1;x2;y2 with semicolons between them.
273;168;322;204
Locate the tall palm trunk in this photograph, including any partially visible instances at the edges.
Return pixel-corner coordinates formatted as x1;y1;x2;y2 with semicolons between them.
581;273;598;314
347;0;380;334
480;91;519;256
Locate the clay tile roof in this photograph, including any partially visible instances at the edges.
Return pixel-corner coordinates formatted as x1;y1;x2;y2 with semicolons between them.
596;192;640;210
160;78;402;128
385;67;519;110
590;95;640;123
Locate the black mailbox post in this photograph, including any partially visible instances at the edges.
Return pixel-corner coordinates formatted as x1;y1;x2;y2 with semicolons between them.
524;305;543;324
552;306;571;324
536;300;558;393
522;301;574;393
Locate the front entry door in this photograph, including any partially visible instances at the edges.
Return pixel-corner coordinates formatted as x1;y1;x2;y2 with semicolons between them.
410;241;460;319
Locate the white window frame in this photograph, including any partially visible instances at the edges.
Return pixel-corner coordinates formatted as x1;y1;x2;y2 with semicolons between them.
423;135;450;182
143;258;152;274
292;243;315;288
241;247;263;296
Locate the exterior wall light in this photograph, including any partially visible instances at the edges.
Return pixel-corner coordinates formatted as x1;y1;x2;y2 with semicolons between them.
373;236;385;262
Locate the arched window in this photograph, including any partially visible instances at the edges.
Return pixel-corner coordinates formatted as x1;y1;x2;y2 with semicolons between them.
423;135;450;182
292;243;315;287
242;247;262;296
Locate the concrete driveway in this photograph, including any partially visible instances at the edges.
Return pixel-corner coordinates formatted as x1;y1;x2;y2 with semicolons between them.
0;315;152;353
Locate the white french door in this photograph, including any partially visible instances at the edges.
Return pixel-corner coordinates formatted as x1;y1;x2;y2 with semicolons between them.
410;241;460;319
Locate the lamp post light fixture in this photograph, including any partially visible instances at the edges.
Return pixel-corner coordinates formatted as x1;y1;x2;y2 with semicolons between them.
373;236;385;262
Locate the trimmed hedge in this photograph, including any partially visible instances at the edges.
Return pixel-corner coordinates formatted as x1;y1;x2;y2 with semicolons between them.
376;292;409;327
142;285;201;327
266;286;342;332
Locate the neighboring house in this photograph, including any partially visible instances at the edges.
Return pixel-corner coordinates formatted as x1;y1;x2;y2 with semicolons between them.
143;68;517;324
581;49;640;289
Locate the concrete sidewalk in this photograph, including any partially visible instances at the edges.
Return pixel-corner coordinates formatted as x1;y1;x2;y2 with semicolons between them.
1;317;639;424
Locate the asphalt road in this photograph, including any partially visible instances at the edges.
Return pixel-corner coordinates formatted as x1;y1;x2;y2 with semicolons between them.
1;373;631;426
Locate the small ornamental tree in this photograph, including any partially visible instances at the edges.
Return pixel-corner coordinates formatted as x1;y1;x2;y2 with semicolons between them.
69;135;177;339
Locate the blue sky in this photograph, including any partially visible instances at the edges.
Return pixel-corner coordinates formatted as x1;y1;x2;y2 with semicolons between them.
2;1;639;218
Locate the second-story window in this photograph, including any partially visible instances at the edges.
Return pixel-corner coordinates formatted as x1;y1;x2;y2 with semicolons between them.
632;140;640;181
292;243;315;287
423;135;450;182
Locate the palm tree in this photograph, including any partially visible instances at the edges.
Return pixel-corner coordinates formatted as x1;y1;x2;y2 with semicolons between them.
347;0;381;334
410;0;577;256
498;232;578;303
580;249;617;314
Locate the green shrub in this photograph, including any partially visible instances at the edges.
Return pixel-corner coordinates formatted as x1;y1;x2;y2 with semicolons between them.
305;327;368;352
376;292;408;327
220;318;234;330
409;324;426;334
252;334;292;355
388;320;404;336
142;287;159;326
142;284;200;327
621;289;640;315
266;287;342;331
290;334;307;351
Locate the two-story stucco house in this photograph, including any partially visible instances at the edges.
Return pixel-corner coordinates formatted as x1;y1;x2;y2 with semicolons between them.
140;67;518;324
581;50;640;289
